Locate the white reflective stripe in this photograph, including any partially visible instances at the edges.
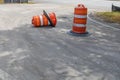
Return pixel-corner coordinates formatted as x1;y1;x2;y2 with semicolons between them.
74;15;87;18
73;23;86;27
39;15;43;26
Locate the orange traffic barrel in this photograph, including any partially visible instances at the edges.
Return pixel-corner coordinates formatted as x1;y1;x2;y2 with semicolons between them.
69;4;88;36
32;10;57;27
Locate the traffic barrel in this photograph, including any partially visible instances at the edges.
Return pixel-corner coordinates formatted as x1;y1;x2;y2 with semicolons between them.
32;10;57;27
69;4;88;36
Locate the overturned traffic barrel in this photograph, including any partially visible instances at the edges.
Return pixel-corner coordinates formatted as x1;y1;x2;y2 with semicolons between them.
32;10;57;27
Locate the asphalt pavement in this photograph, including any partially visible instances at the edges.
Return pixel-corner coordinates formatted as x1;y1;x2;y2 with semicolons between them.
0;3;120;80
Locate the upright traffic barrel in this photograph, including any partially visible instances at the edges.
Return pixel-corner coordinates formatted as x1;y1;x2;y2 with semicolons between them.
72;4;88;34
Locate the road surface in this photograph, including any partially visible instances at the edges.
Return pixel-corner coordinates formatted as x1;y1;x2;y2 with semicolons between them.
0;1;120;80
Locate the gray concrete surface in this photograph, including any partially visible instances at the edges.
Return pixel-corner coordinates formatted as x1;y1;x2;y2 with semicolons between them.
0;2;120;80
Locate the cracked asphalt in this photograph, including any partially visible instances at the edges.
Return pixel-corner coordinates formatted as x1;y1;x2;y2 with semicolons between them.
0;2;120;80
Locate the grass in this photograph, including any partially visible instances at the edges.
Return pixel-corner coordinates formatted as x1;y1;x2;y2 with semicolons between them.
96;12;120;24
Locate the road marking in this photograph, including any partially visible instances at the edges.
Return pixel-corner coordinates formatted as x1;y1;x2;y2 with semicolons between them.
88;13;120;31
